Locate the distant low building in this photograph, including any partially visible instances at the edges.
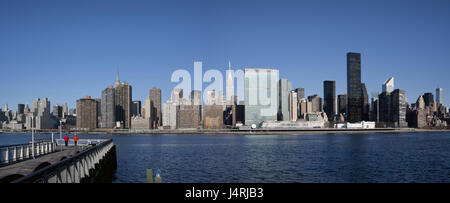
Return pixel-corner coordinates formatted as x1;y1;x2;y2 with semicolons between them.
2;120;23;130
334;121;376;129
260;112;326;129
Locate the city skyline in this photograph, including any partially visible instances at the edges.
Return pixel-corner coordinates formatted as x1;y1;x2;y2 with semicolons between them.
1;0;450;109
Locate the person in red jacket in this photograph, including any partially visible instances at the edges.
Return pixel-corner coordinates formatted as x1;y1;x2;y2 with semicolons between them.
64;135;69;146
73;134;79;146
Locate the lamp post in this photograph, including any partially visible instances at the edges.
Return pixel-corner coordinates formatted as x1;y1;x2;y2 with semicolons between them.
59;120;62;139
31;116;35;159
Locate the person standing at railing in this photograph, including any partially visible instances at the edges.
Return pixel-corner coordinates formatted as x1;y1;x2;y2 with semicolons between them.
64;135;69;147
74;134;79;146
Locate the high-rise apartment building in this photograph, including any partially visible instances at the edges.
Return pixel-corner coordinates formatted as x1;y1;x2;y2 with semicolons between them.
101;86;116;128
76;96;98;130
289;91;298;121
150;87;162;129
115;72;132;129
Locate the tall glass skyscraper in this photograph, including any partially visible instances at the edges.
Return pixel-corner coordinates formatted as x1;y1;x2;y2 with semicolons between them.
347;52;363;123
278;78;292;121
436;88;443;105
423;92;434;107
323;80;336;121
245;68;279;127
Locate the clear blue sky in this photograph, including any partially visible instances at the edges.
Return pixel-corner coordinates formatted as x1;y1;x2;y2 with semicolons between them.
1;0;449;110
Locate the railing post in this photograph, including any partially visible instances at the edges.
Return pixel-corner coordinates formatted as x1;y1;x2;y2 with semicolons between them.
0;148;4;164
5;147;9;164
12;147;17;162
19;146;24;160
34;143;38;156
24;145;29;159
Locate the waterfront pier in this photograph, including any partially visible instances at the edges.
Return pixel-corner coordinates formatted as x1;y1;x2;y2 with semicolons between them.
0;139;117;183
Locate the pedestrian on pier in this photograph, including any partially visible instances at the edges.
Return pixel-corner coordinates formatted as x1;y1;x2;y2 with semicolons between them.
74;134;79;146
64;135;69;146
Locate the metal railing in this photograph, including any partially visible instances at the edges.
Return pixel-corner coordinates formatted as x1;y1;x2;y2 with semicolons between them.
12;139;114;183
0;140;56;166
54;139;106;147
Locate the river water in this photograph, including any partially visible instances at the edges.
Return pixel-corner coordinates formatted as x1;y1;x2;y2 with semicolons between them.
1;132;449;183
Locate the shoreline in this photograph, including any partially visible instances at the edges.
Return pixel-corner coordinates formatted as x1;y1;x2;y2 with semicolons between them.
1;128;450;135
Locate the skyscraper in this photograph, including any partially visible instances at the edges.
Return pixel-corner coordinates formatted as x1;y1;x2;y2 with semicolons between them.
383;77;394;93
190;90;202;105
172;88;183;104
295;88;305;100
62;102;68;118
337;94;347;116
378;91;391;123
131;100;141;116
391;89;408;128
423;92;434;107
244;68;279;127
206;90;217;105
278;78;292;121
76;96;98;130
436;88;443;105
308;95;321;112
52;105;62;118
101;86;116;128
29;98;51;129
298;98;309;118
323;80;336;121
289;91;298;121
150;87;162;129
361;83;370;121
115;72;132;129
226;61;235;105
347;52;363;123
17;104;25;115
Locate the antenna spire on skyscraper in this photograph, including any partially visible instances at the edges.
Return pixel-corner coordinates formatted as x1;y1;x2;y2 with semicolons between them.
115;67;120;87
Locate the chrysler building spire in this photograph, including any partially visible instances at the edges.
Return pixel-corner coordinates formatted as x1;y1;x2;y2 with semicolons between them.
115;70;120;87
